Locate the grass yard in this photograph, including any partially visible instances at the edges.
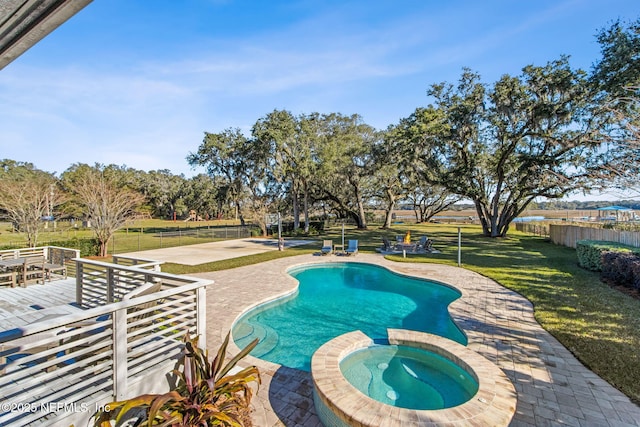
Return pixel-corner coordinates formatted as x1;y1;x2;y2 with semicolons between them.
163;222;640;404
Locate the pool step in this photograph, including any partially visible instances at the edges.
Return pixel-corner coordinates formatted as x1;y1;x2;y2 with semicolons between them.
253;323;279;357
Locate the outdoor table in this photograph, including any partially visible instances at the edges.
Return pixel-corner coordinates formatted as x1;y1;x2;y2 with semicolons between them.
0;258;24;285
0;258;24;269
396;242;417;253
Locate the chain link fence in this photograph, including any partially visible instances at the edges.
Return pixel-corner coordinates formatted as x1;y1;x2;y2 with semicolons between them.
1;225;252;255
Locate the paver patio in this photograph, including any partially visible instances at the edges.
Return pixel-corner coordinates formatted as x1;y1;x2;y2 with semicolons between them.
194;253;640;427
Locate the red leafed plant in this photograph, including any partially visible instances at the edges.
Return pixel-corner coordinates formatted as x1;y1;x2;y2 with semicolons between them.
94;332;260;426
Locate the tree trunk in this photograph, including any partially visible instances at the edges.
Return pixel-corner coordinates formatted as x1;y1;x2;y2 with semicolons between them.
292;185;300;230
474;199;497;237
474;198;525;237
382;189;396;229
99;240;108;257
303;181;310;233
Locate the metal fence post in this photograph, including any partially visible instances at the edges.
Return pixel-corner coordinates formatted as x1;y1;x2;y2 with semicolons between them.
457;227;462;267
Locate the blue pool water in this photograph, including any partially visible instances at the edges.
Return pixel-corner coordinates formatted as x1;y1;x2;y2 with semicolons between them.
232;263;465;371
340;345;478;410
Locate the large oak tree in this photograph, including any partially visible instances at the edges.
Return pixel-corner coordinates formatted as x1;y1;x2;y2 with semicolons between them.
405;60;617;237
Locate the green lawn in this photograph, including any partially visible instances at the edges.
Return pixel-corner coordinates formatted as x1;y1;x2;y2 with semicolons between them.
163;222;640;404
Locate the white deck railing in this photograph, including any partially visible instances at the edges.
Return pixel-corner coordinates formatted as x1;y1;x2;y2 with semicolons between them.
76;258;172;308
112;254;163;270
0;263;210;427
0;246;80;262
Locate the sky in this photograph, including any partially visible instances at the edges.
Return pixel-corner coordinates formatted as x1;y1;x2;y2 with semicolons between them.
0;0;638;198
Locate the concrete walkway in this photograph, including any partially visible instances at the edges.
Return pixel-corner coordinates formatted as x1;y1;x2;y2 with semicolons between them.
193;254;640;427
119;238;313;265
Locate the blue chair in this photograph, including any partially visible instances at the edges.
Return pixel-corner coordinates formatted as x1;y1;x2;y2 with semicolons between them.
321;240;333;255
345;240;359;256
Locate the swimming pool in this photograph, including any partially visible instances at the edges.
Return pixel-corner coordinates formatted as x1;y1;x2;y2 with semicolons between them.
232;262;465;371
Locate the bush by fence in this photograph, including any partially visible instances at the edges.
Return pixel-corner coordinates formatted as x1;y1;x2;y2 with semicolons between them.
576;240;640;271
601;251;640;290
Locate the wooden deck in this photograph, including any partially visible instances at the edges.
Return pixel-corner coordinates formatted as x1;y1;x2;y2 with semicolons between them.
0;259;211;427
0;279;81;331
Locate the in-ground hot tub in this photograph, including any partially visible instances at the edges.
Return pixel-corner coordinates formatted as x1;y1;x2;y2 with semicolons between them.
312;329;516;426
340;342;479;410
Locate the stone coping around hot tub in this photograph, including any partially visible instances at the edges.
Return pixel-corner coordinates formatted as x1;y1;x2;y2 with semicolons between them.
311;329;517;427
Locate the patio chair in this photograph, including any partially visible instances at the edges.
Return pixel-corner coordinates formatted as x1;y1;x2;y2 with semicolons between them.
345;240;359;256
321;240;333;255
22;256;45;286
417;236;434;252
379;237;394;253
0;270;17;287
43;261;67;281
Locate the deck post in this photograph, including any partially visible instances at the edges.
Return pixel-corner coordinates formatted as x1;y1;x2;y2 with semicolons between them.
196;285;207;349
106;267;114;303
75;260;83;305
113;307;128;400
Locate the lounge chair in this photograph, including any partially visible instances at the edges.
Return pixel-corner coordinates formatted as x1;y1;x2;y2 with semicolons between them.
321;240;333;255
345;240;358;256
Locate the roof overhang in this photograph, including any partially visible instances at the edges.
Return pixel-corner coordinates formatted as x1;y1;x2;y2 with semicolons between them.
0;0;93;70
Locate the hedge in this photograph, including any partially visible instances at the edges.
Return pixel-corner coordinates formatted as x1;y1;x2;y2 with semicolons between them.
601;251;640;290
576;240;640;271
47;237;100;257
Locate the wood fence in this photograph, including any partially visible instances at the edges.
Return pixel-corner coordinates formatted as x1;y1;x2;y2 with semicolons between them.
549;224;640;248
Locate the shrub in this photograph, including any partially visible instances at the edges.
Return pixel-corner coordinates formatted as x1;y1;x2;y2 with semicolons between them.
576;240;639;271
47;237;100;257
94;332;260;427
601;251;640;290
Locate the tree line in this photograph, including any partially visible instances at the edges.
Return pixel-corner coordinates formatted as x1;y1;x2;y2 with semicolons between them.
0;18;638;250
188;18;640;237
0;161;228;255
